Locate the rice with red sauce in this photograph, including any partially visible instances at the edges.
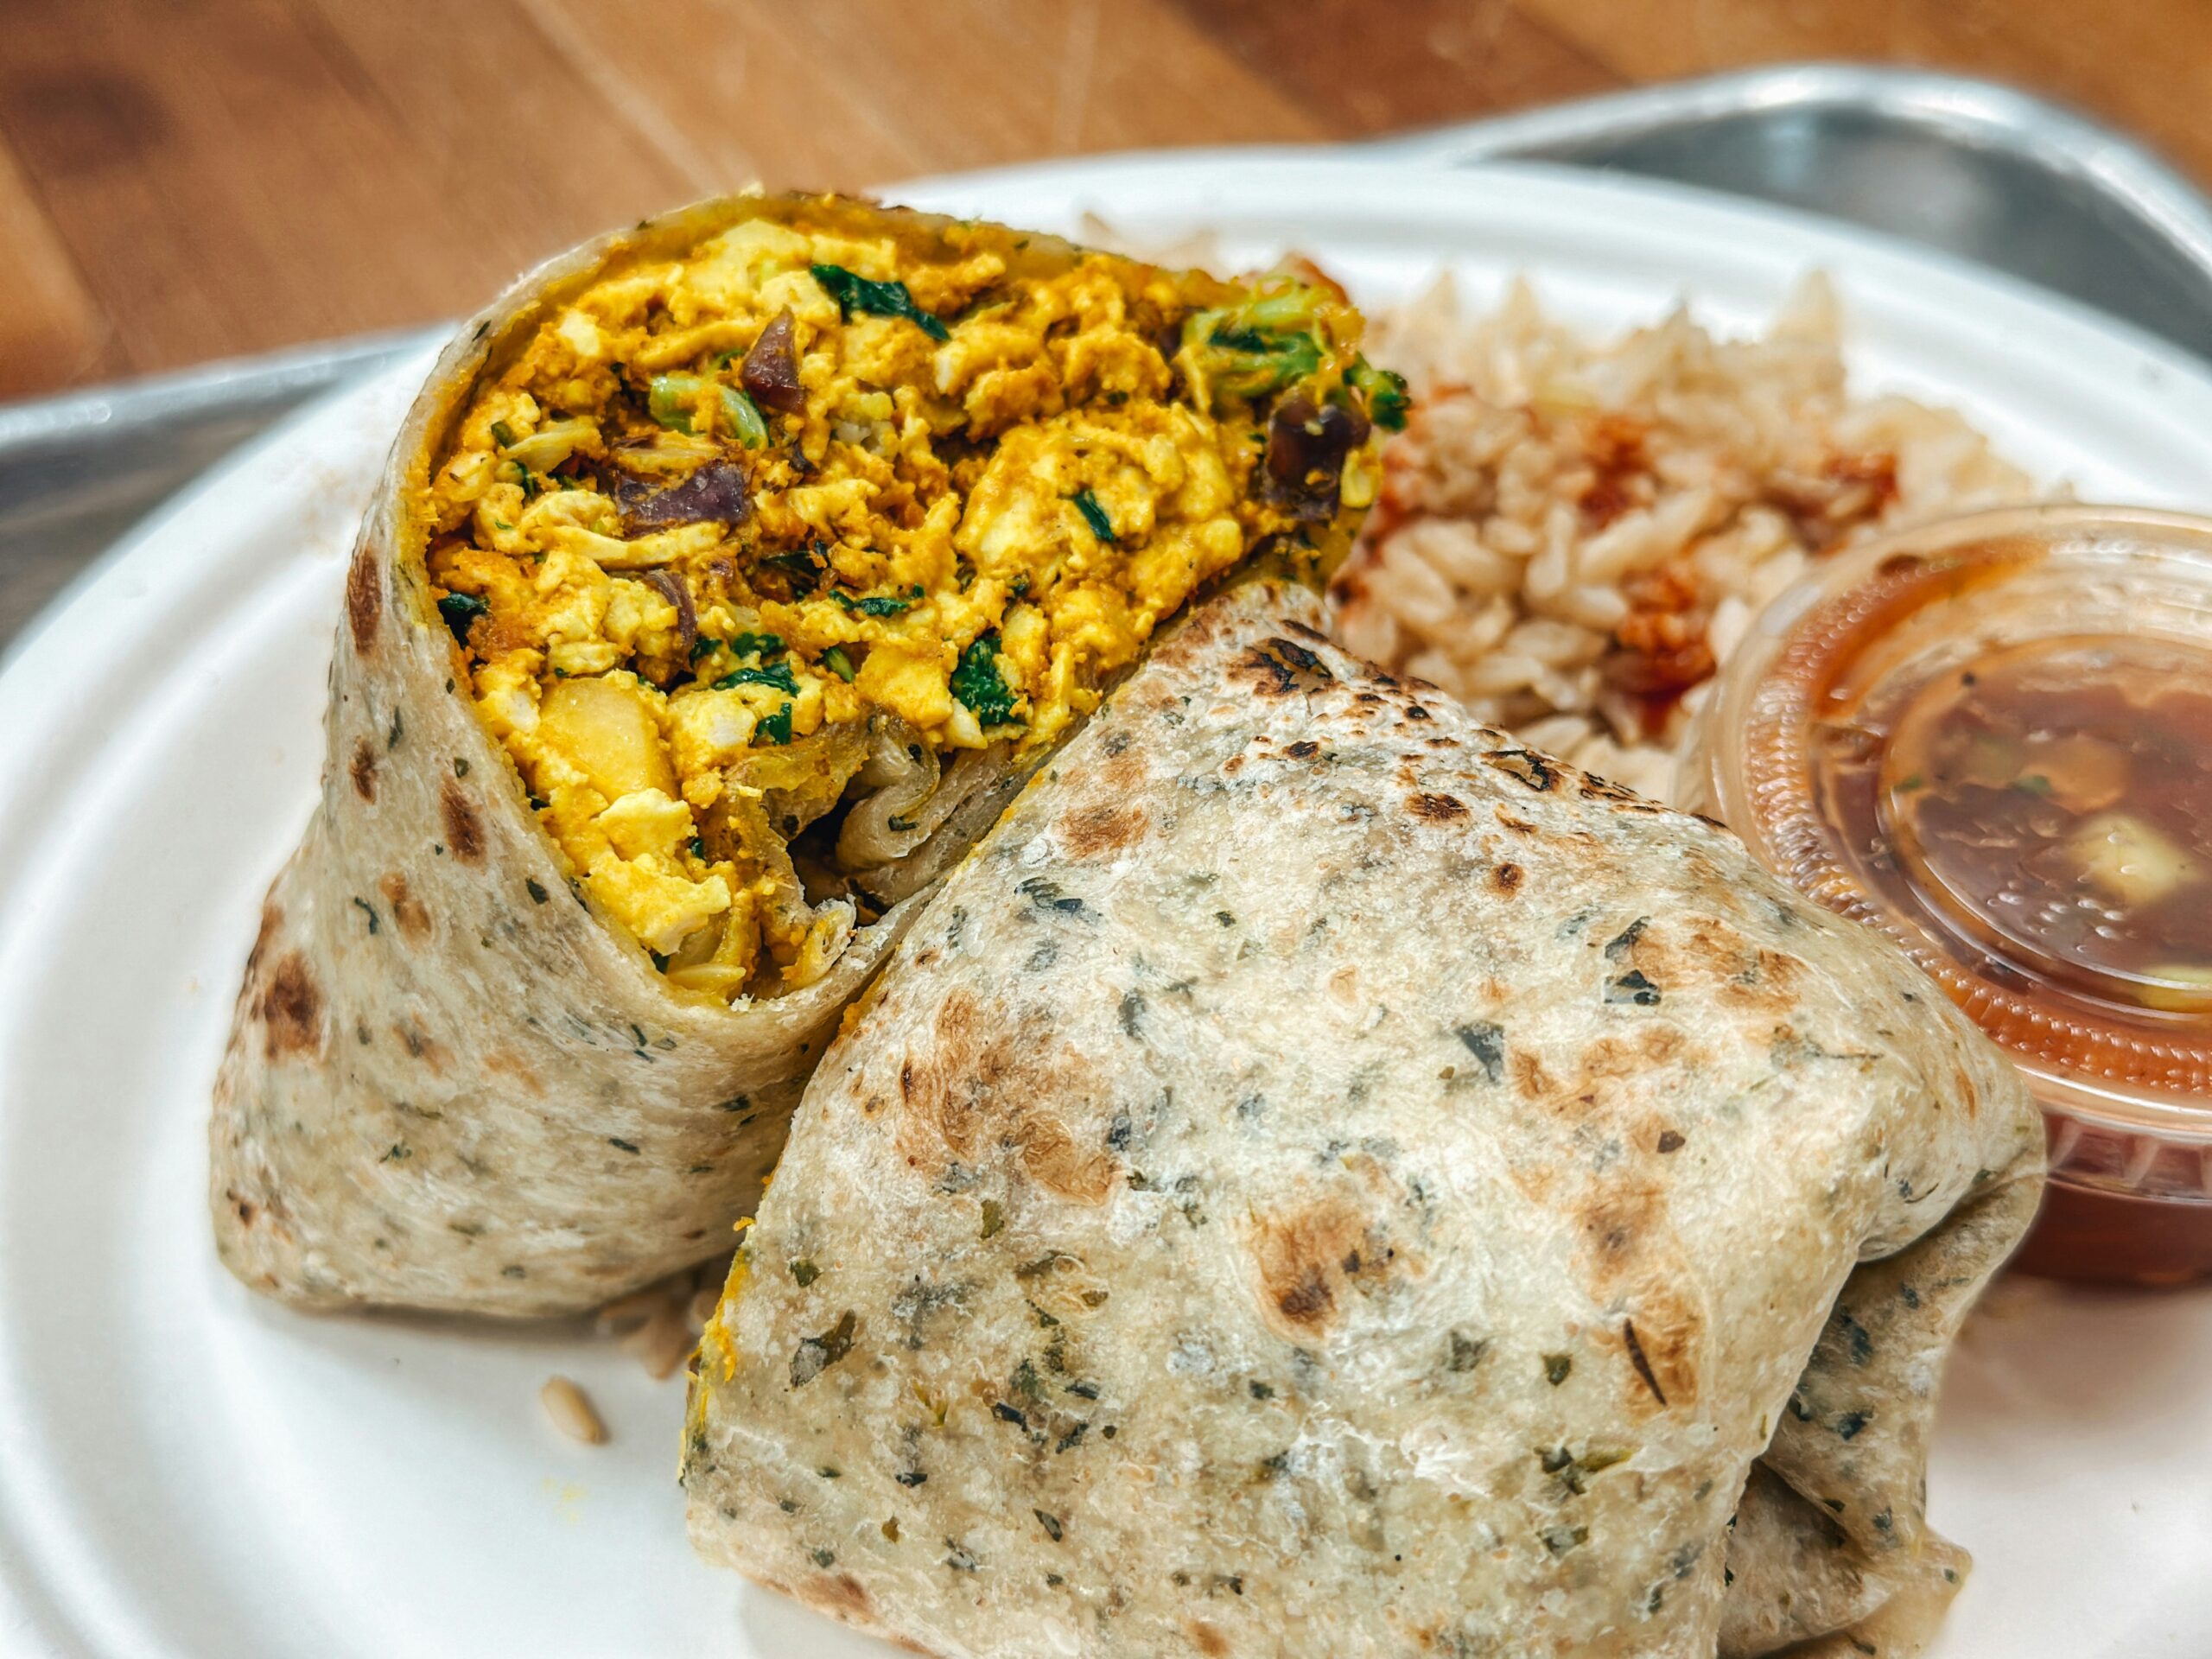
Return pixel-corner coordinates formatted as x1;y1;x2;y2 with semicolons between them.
1329;273;2044;802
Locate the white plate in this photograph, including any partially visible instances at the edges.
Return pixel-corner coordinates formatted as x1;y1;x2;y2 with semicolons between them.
3;153;2209;1659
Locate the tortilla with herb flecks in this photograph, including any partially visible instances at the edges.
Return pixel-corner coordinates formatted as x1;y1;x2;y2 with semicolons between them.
208;194;1385;1318
683;579;2042;1657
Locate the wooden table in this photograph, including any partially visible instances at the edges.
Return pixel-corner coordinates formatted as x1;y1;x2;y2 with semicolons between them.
4;0;2209;402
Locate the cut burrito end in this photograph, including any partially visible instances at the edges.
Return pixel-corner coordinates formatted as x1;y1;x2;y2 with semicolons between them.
210;195;1390;1317
681;581;2044;1658
420;194;1391;1001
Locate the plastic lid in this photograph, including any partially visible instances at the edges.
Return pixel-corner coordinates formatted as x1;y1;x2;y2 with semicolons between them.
1686;505;2212;1211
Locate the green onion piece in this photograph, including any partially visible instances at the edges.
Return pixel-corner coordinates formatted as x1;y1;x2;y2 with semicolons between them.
1237;286;1329;334
719;384;768;448
823;645;855;682
1348;357;1410;430
489;419;519;450
1071;489;1116;545
648;373;706;433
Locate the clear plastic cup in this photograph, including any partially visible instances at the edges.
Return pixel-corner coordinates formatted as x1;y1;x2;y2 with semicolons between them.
1681;505;2212;1284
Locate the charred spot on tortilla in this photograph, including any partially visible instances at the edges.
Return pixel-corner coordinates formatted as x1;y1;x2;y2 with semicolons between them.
378;873;431;940
255;952;323;1060
1231;638;1336;698
1058;801;1148;858
1623;1318;1669;1406
1484;748;1559;791
1579;771;1643;804
439;782;485;864
345;542;381;654
1492;861;1525;895
349;740;379;802
1408;791;1468;822
893;994;1116;1203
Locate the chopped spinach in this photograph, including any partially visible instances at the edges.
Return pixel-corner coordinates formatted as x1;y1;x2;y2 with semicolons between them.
715;661;799;695
834;588;917;616
728;630;787;659
765;545;825;594
435;592;489;643
950;632;1020;728
810;263;950;340
758;702;794;746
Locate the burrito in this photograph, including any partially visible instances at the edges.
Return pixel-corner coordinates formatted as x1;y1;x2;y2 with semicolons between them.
682;581;2044;1657
211;194;1396;1316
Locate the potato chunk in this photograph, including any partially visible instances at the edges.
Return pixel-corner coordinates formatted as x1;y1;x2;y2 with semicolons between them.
537;677;676;801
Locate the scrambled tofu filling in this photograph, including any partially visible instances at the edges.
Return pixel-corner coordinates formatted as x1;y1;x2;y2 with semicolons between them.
422;199;1394;1001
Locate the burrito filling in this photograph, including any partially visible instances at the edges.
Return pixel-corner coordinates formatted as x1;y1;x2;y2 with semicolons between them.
422;207;1395;1001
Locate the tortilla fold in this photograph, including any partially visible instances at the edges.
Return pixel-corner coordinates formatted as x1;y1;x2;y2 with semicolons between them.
683;580;2044;1657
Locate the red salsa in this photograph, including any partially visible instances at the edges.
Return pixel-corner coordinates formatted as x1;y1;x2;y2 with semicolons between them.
1695;507;2212;1284
1846;634;2212;1016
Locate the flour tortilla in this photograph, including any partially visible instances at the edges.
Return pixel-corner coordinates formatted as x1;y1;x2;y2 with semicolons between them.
683;580;2043;1657
207;197;1081;1317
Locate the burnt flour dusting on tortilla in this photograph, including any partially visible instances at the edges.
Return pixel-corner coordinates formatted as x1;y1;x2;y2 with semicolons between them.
683;580;2043;1659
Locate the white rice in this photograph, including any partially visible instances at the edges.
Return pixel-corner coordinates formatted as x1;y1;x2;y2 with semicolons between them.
1329;273;2045;803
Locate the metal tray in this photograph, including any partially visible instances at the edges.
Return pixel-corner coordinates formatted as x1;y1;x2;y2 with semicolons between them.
6;61;2212;650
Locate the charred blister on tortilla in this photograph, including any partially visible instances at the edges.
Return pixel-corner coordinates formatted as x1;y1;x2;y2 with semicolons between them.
421;200;1389;1004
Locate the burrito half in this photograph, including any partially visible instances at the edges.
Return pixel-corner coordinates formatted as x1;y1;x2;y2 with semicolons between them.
213;195;1395;1315
683;581;2044;1657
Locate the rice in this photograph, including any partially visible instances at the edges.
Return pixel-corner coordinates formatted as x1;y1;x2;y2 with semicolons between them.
1329;274;2045;804
599;1251;729;1378
539;1376;607;1444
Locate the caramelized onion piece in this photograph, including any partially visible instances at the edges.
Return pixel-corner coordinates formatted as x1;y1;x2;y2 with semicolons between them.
613;459;751;533
640;569;698;659
741;308;805;414
1263;393;1368;522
